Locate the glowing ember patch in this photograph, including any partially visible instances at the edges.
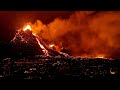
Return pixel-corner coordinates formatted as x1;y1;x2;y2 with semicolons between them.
49;44;55;48
33;33;37;36
95;54;105;58
23;25;32;31
110;70;116;74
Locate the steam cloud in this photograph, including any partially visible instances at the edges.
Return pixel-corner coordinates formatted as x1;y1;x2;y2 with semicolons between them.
26;11;120;59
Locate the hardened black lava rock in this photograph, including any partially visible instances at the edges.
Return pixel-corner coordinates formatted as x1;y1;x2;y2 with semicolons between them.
1;56;120;80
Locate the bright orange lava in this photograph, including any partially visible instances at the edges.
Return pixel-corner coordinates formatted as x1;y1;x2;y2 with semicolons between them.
23;25;32;31
49;44;55;48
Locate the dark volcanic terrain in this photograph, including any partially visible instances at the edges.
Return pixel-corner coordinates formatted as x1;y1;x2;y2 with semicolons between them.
0;56;120;80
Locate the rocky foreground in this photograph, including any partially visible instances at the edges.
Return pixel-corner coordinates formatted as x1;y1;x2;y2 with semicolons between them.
0;55;120;80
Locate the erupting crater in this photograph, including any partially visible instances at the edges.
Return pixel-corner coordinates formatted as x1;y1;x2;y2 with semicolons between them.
10;24;70;57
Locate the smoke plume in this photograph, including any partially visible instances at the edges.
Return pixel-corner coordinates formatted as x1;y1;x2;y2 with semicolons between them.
25;11;120;59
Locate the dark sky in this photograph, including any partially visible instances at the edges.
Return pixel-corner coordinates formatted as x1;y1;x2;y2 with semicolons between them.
0;11;74;42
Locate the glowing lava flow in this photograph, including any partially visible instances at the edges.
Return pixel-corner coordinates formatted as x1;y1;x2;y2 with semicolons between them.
23;25;49;56
36;37;49;56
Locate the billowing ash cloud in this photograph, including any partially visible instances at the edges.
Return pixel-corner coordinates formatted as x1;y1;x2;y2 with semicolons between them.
25;11;120;59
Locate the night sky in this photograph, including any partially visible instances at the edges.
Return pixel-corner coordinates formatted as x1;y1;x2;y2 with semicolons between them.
0;11;74;42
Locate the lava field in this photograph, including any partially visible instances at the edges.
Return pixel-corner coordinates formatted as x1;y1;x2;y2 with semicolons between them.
0;55;120;80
